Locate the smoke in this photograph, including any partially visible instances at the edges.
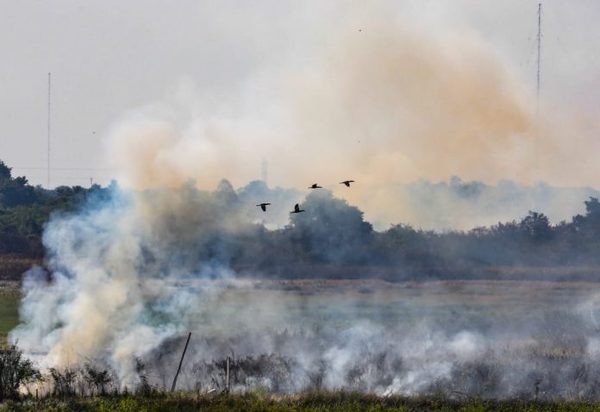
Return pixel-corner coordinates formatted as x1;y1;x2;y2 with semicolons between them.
100;10;598;228
384;177;600;231
10;185;254;385
284;13;600;225
288;17;538;184
10;3;600;399
11;181;600;398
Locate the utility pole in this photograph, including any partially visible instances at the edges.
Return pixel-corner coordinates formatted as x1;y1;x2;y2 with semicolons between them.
47;72;51;189
225;356;230;393
171;332;192;392
536;3;542;114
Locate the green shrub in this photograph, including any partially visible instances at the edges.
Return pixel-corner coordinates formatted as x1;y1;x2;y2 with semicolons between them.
0;344;40;401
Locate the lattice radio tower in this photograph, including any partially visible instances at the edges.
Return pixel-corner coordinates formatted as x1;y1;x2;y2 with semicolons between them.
536;3;542;114
47;72;51;189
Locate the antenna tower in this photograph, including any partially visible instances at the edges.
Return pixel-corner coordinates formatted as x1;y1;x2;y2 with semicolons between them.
47;72;51;189
536;3;542;114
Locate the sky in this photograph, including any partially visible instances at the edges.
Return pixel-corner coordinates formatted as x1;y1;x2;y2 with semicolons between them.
1;0;600;188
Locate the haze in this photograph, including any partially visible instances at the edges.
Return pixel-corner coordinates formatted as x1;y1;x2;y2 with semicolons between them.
1;1;600;227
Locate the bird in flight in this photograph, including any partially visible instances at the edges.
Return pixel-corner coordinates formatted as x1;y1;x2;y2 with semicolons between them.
340;180;355;187
256;202;271;212
290;203;305;214
309;183;322;189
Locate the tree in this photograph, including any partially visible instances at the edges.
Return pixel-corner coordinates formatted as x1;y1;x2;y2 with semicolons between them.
289;190;373;264
0;174;37;208
0;161;12;180
84;364;112;395
0;345;41;401
573;197;600;234
519;211;552;242
378;224;434;266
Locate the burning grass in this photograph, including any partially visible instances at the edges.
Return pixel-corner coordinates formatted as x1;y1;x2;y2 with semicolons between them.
8;279;600;401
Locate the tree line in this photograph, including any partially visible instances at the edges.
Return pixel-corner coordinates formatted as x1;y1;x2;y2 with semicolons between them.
2;159;600;280
0;161;110;258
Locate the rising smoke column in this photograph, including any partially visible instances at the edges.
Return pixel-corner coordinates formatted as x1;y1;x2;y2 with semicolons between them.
10;184;253;386
99;12;555;228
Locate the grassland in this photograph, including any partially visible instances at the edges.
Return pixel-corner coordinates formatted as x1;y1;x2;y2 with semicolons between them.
4;392;600;412
0;255;32;344
0;287;20;346
0;257;39;282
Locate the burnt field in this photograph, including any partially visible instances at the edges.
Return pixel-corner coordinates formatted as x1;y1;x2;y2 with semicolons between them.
190;278;600;334
18;277;595;401
3;277;600;408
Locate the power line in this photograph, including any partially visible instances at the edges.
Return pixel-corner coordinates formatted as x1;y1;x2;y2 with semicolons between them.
13;167;115;171
11;167;117;185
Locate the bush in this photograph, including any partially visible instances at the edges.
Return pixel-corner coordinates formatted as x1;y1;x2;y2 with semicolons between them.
0;345;40;401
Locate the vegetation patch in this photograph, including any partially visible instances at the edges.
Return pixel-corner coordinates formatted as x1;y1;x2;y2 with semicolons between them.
0;292;20;346
4;393;600;411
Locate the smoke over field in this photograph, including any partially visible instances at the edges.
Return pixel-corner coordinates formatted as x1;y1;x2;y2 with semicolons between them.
9;182;600;399
8;2;600;402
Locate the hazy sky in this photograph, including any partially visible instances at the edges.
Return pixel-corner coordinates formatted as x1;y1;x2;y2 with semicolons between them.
1;0;599;187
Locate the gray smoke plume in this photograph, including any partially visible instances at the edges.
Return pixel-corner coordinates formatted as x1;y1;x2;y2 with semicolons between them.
10;3;600;398
386;177;600;231
10;183;600;399
10;184;252;385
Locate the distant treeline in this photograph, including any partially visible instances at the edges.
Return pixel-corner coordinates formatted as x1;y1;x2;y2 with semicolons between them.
0;161;111;258
2;159;600;281
234;186;600;280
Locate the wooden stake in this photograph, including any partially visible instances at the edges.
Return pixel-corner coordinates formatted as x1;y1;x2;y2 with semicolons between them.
226;356;230;393
171;332;192;392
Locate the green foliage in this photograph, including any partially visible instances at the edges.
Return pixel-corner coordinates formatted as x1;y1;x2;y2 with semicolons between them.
134;358;153;396
0;345;41;401
0;160;107;260
0;291;21;339
519;211;552;242
49;368;78;397
4;392;600;411
84;365;112;396
289;190;373;264
4;157;600;280
0;162;12;180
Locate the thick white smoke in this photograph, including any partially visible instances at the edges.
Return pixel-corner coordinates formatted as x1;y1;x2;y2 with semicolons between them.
10;180;600;398
10;186;246;385
10;4;600;398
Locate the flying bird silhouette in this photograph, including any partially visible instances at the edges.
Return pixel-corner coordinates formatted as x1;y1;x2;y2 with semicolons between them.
309;183;322;189
290;203;305;214
256;202;271;212
340;180;355;187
